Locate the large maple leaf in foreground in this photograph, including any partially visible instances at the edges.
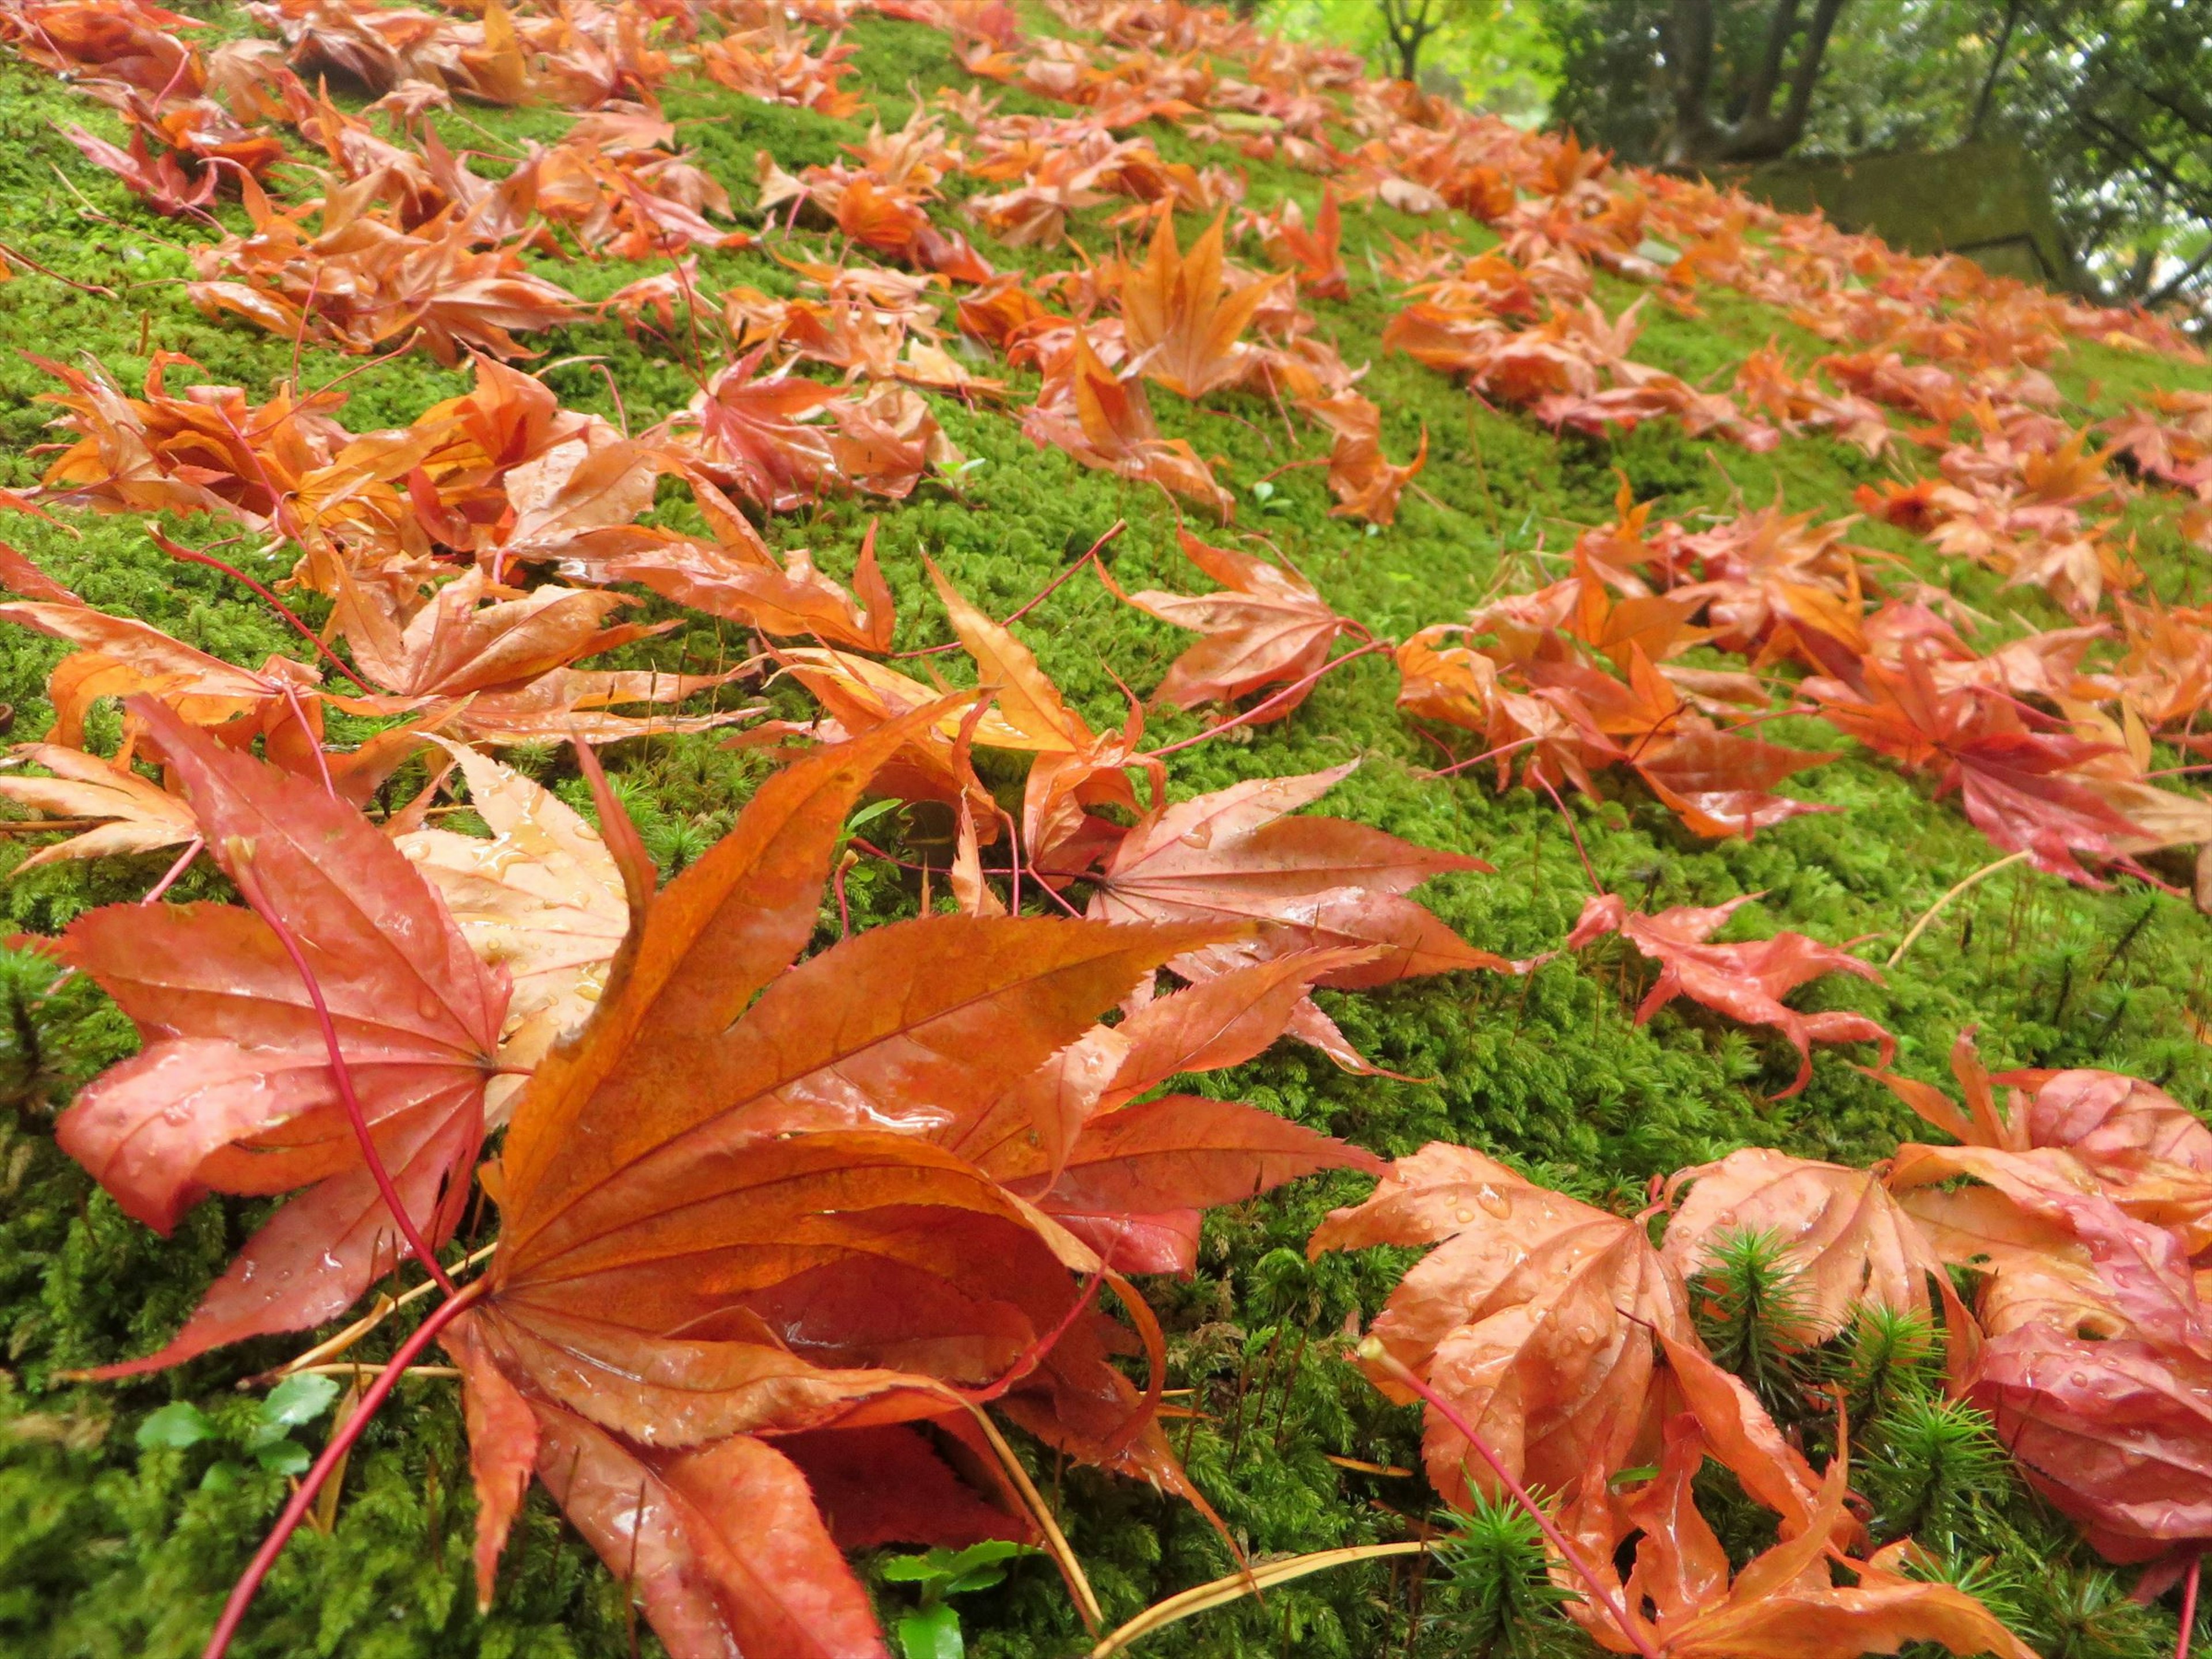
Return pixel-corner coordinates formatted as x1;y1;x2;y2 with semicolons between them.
446;709;1377;1658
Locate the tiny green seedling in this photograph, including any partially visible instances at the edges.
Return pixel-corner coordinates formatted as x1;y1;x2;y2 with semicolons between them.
878;1541;1039;1659
1247;478;1296;516
135;1373;342;1484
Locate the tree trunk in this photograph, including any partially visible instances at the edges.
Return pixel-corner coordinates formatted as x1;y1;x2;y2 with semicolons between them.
1661;0;1851;165
1378;0;1438;83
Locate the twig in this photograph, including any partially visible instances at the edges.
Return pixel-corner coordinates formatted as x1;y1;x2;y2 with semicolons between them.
141;837;203;904
960;1402;1104;1631
1088;1542;1427;1656
1885;850;2030;969
1532;774;1600;893
1418;734;1537;781
243;1243;498;1385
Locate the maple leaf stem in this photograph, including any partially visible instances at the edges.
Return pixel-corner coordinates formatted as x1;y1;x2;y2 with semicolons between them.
2177;1554;2200;1659
288;262;325;395
153;533;376;694
1036;871;1085;916
1140;638;1392;760
278;684;339;799
141;836;203;905
889;524;1125;660
200;1279;486;1659
1355;1339;1663;1659
849;835;925;872
227;855;457;1297
1532;774;1602;893
1422;734;1539;780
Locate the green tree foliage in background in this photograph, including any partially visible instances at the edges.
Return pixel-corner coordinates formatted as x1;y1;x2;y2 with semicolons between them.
1539;0;2212;310
1257;0;1559;119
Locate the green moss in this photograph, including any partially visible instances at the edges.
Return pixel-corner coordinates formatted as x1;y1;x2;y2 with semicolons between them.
0;9;2207;1658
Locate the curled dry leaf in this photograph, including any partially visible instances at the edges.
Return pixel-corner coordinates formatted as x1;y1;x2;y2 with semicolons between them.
1565;893;1892;1097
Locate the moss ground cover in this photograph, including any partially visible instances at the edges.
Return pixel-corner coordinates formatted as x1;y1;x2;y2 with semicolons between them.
0;7;2209;1657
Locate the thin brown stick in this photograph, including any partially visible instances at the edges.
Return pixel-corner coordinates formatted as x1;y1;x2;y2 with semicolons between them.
1088;1542;1426;1656
1886;849;2031;969
959;1402;1104;1631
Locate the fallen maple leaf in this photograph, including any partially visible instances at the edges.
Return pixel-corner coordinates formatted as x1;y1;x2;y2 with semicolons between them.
442;709;1279;1656
1313;1142;1827;1537
1088;763;1503;987
1257;185;1347;299
1309;1141;1695;1506
328;566;753;746
927;555;1150;867
59;699;507;1373
0;741;196;868
1884;1138;2212;1563
395;740;630;1109
1116;209;1278;400
1660;1147;1942;1339
1565;1409;2039;1659
1021;331;1235;517
0;592;320;752
1104;529;1356;715
1565;893;1892;1097
560;480;897;653
63;122;215;217
1299;391;1428;526
1805;645;2152;882
1872;1029;2212;1253
937;945;1391;1270
669;344;844;512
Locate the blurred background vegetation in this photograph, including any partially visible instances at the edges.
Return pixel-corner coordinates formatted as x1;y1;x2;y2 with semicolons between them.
1252;0;2212;321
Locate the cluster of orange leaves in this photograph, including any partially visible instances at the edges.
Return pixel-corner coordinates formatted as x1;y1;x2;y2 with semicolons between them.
1313;1021;2212;1653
